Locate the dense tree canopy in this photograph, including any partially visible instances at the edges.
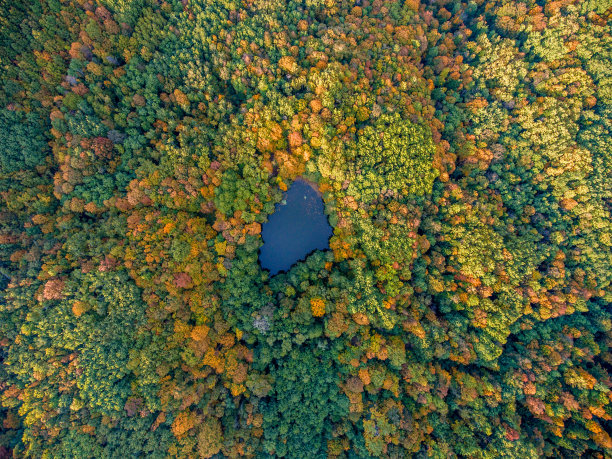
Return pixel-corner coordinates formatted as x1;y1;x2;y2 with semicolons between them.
0;0;610;457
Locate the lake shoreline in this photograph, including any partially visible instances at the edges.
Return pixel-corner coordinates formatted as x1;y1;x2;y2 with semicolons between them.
259;177;332;275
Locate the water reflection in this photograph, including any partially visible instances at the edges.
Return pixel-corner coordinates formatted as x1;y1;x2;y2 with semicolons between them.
259;179;332;275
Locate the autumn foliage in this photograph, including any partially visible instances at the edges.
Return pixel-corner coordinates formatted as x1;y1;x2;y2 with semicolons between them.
0;0;610;457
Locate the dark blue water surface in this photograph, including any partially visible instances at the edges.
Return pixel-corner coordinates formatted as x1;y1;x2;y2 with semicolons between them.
259;179;333;275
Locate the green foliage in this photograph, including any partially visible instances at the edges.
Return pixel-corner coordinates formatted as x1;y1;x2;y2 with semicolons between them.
260;346;349;457
348;113;438;200
0;109;47;173
1;0;611;457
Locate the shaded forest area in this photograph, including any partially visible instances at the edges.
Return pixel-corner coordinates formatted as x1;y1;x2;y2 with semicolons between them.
0;0;611;457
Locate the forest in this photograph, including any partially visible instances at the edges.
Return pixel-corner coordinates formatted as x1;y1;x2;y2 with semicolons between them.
0;0;611;457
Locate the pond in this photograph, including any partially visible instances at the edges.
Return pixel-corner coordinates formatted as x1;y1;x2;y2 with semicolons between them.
259;178;333;275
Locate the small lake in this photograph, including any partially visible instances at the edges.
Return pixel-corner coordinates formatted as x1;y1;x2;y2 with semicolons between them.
259;178;333;275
